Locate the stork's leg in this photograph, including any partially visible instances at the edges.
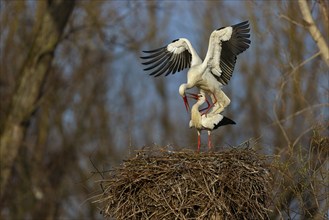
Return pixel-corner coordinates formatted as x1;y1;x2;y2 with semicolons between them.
186;92;199;97
197;131;201;152
208;131;212;150
212;93;218;105
212;91;230;114
203;90;231;115
199;98;211;112
201;93;219;116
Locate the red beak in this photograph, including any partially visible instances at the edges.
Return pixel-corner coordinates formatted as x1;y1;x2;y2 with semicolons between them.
187;92;199;100
183;93;200;112
183;95;190;112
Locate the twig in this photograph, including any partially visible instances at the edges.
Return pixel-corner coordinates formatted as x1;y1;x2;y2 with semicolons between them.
269;103;329;127
273;78;291;147
279;14;304;28
292;126;315;148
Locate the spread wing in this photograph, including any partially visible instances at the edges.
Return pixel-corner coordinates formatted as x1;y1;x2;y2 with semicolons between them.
140;39;192;77
204;20;251;85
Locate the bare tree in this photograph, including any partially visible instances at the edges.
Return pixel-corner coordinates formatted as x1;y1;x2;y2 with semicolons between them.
0;0;75;200
0;1;328;219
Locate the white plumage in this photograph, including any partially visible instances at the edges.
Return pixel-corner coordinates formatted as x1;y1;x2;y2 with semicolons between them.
141;21;251;113
188;93;236;151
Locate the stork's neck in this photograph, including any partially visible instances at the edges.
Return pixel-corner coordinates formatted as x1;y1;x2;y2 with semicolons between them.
181;38;202;66
190;100;203;129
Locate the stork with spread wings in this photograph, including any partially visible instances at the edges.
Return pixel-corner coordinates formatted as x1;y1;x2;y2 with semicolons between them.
141;21;251;114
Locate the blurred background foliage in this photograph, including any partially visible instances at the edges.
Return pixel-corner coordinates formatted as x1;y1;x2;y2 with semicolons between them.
0;0;328;219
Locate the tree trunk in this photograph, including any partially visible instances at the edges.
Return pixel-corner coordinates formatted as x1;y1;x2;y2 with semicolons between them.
0;0;75;200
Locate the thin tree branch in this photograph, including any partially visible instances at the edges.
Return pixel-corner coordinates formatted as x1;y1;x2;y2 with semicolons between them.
270;103;329;127
273;78;291;147
279;14;304;28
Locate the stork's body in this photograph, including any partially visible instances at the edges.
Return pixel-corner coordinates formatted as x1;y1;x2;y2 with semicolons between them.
189;94;236;151
141;21;251;113
181;66;231;114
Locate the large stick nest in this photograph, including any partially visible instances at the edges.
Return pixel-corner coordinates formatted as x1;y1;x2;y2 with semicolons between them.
94;146;271;219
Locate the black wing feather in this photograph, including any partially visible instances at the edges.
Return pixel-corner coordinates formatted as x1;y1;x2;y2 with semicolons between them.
141;43;192;77
213;116;236;130
140;49;167;60
164;61;176;76
142;52;170;66
148;55;173;76
154;60;174;77
217;20;251;85
142;51;171;70
171;54;180;74
142;46;166;53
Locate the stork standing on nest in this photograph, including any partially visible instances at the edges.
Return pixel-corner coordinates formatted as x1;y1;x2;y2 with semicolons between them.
141;21;251;113
188;93;236;151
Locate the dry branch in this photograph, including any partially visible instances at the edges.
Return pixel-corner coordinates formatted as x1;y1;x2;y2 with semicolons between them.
298;0;329;66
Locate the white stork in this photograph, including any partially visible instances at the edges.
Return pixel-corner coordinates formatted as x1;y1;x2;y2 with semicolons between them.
141;21;251;113
188;93;236;151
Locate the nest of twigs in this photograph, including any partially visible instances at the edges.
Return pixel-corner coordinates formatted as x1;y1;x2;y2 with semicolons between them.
94;146;271;219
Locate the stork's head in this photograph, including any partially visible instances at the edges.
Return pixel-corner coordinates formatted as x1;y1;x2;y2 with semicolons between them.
197;94;206;102
189;93;205;103
179;84;189;112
